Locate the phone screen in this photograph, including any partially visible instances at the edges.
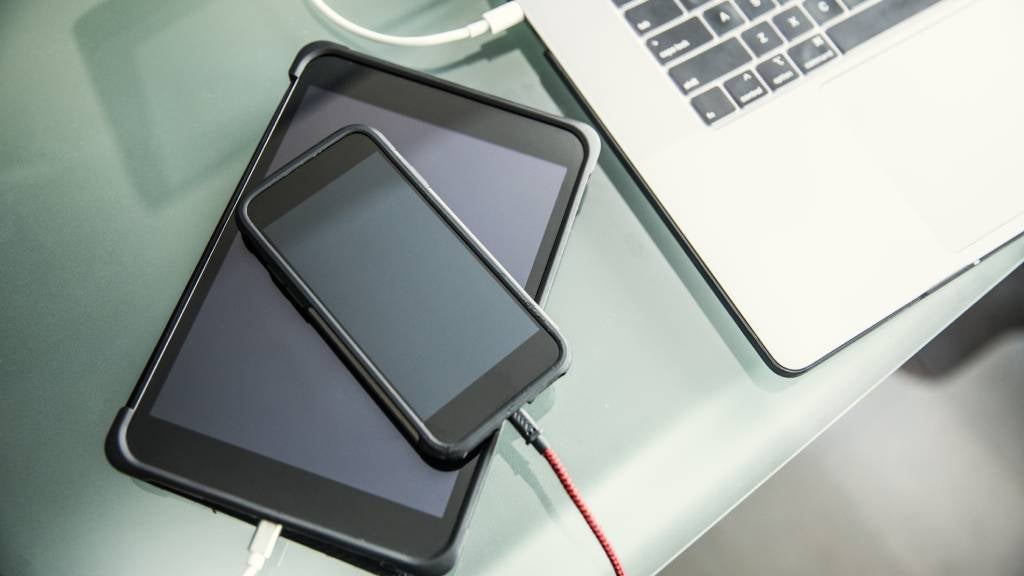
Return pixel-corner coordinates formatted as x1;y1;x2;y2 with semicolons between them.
251;133;561;426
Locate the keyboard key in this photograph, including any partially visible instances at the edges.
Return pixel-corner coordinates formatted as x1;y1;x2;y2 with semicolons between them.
724;70;768;107
625;0;684;35
703;2;746;35
802;0;845;24
691;87;736;125
735;0;777;20
741;21;784;56
827;0;943;53
669;38;753;94
755;54;800;90
680;0;715;9
787;34;838;73
772;6;814;40
647;17;714;63
840;0;871;8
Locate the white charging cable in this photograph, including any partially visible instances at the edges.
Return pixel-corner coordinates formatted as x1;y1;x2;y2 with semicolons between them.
241;520;283;576
310;0;525;47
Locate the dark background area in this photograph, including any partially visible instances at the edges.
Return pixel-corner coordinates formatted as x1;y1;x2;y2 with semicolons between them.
664;265;1024;576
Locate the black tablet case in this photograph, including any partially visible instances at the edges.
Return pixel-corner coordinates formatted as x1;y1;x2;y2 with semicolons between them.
107;41;600;575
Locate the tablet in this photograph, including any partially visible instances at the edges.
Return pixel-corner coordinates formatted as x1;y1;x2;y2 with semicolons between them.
107;43;598;575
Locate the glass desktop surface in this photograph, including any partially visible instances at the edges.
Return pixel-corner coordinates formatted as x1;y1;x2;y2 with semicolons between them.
1;1;1022;575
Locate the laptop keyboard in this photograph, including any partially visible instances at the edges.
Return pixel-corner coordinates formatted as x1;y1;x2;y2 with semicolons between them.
616;0;945;126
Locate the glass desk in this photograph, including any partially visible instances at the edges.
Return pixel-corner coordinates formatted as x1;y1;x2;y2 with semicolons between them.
1;0;1021;574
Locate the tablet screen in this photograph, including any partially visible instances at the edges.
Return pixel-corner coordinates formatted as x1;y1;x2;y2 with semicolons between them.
137;55;581;520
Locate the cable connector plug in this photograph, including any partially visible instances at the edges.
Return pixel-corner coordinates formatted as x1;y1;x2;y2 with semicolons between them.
509;408;548;453
481;2;525;35
242;520;282;576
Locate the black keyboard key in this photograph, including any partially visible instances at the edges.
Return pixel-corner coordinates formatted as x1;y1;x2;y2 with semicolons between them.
840;0;871;8
724;70;768;107
703;2;746;35
669;38;753;94
735;0;777;20
772;6;814;40
802;0;845;24
625;0;684;34
755;54;800;90
827;0;943;53
680;0;715;9
787;34;838;73
647;17;714;63
741;21;784;56
691;87;736;125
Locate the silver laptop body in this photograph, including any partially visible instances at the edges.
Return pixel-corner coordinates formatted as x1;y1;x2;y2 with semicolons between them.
519;0;1024;373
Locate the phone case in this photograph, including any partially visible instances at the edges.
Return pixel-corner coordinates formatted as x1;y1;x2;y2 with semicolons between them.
237;125;570;465
107;41;600;576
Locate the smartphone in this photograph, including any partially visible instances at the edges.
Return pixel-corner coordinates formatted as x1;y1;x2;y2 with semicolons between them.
237;125;570;465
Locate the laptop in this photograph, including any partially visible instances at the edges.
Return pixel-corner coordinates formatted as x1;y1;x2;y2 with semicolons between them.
518;0;1024;374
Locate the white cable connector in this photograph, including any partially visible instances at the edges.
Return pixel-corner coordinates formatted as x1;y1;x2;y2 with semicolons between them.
241;520;283;576
310;0;525;47
480;3;526;35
